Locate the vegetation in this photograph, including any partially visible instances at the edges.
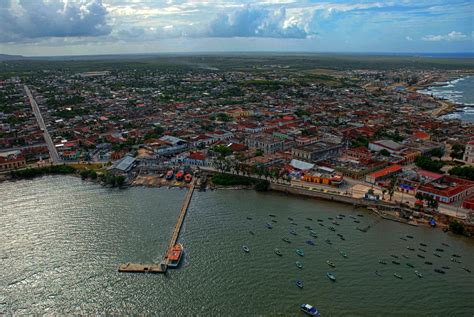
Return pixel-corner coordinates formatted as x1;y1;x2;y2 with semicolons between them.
429;148;444;158
380;149;391;157
10;165;76;179
450;144;465;160
415;156;445;172
448;166;474;181
255;180;270;192
212;173;255;186
449;220;465;235
212;145;233;157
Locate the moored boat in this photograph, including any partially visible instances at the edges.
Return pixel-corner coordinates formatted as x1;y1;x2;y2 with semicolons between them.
326;260;336;268
393;273;403;279
242;245;250;253
417;254;425;259
407;247;415;251
274;248;282;256
282;237;291;243
325;239;332;245
434;268;446;274
433;253;441;258
296;261;304;269
289;229;298;236
296;280;304;288
392;260;400;265
326;272;336;281
306;217;313;221
379;260;387;265
415;270;423;278
184;173;192;183
167;243;184;268
266;223;273;229
306;240;315;246
424;261;433;265
406;263;414;268
340;251;347;258
300;304;320;316
462;267;471;273
296;249;305;257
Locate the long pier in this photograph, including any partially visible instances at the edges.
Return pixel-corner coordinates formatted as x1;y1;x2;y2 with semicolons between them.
118;180;195;273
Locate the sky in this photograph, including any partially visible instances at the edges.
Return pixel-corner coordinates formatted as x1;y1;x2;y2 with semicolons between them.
0;0;473;56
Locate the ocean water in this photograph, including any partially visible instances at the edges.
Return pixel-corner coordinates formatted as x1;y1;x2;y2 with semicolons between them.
419;76;474;123
1;176;474;315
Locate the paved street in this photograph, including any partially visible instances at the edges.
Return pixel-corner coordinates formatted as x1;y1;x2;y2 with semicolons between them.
24;85;61;163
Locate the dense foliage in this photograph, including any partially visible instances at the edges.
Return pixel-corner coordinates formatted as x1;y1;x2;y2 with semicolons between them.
212;173;255;186
10;165;76;179
448;166;474;180
415;156;445;172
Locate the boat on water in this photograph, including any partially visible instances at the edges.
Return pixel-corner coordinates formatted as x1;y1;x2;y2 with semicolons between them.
310;231;318;237
269;214;276;217
325;239;332;245
357;214;364;217
328;217;334;220
417;254;425;259
288;217;294;221
392;260;401;265
306;240;315;246
354;220;361;223
406;263;414;268
242;245;250;253
375;270;382;277
433;253;441;258
317;219;324;222
400;237;407;241
306;217;313;221
165;170;174;180
394;273;403;279
407;235;414;239
289;229;298;236
402;254;409;259
462;267;471;273
424;261;433;265
326;260;336;268
167;243;184;268
184;173;192;183
452;254;461;258
451;258;461;263
434;268;446;274
274;248;282;256
271;219;278;223
379;260;387;265
175;170;184;181
291;222;298;226
282;237;291;243
319;223;325;227
296;249;305;257
328;227;336;232
296;261;304;269
415;271;423;278
296;280;304;288
266;223;273;229
300;304;320;316
336;216;343;220
340;251;348;258
304;225;313;230
326;272;336;281
390;255;399;259
419;248;426;252
249;231;254;235
436;248;444;252
246;217;253;220
442;266;450;270
442;243;450;247
420;243;427;247
407;247;415;251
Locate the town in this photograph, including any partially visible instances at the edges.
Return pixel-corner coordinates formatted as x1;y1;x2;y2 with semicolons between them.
1;55;474;234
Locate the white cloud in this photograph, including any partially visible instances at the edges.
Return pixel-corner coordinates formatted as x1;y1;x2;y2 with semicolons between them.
405;36;413;41
422;31;468;42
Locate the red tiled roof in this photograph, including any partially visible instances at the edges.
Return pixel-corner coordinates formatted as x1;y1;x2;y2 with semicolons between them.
367;164;402;178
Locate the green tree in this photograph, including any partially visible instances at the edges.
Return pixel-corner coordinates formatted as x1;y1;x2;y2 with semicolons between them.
450;144;465;160
429;148;444;158
380;149;391;157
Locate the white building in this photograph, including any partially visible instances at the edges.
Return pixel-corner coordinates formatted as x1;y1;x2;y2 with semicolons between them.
463;141;474;164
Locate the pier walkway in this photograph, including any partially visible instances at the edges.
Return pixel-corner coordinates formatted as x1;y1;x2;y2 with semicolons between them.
118;179;195;274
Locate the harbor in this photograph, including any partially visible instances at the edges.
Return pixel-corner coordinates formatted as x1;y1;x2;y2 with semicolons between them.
118;179;196;273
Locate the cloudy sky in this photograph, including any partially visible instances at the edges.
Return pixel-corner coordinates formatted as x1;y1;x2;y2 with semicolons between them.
0;0;472;56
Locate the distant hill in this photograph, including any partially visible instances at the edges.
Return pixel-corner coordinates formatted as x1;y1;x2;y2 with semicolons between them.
0;54;25;61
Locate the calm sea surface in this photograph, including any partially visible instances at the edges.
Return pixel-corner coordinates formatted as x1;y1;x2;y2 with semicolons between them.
1;176;473;316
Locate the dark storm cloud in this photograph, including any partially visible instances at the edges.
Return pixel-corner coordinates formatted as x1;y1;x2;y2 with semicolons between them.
0;0;111;42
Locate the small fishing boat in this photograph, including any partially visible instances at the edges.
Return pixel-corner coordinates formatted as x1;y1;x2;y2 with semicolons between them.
271;219;278;223
424;261;433;265
326;260;336;268
402;254;409;259
390;255;399;259
406;263;414;268
306;217;313;221
436;248;444;252
304;225;313;230
393;273;403;279
319;223;325;227
452;254;461;258
417;254;425;259
433;253;441;258
392;260;400;265
274;248;282;256
406;235;414;239
296;261;304;269
336;216;343;220
282;237;291;243
317;219;323;222
269;214;276;218
339;235;346;241
326;272;336;281
379;260;387;265
354;220;361;224
325;239;332;245
434;268;445;274
289;229;298;236
442;266;450;270
462;267;471;273
300;304;320;316
291;222;298;226
296;249;305;257
306;240;315;246
296;280;304;288
242;245;250;253
357;214;364;217
349;215;356;219
266;223;273;229
375;270;382;277
407;247;415;251
288;217;294;221
328;217;334;220
339;251;347;258
328;227;336;232
415;271;423;278
419;248;426;252
310;231;318;238
249;231;254;235
420;243;427;247
451;258;461;263
441;243;449;247
400;237;407;241
246;217;253;220
332;221;340;226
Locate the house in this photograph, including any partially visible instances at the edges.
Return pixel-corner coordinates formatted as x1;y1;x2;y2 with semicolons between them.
109;155;136;174
292;142;343;162
0;155;26;171
365;164;402;184
463;141;474;164
369;140;406;154
417;175;474;204
245;135;284;154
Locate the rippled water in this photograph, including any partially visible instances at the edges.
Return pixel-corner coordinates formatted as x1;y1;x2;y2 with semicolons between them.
1;176;473;315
